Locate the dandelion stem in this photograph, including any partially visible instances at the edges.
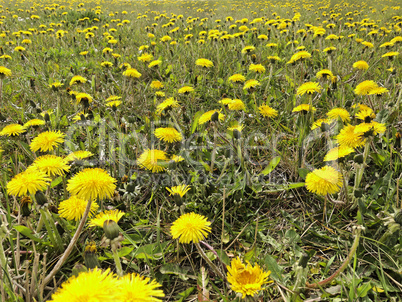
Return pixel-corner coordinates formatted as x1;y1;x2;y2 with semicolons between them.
195;242;226;281
38;199;93;295
112;245;123;277
306;226;363;288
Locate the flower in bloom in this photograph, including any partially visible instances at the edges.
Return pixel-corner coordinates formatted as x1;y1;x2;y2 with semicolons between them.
32;155;70;177
381;51;399;58
311;118;331;130
166;185;190;197
241;46;255;54
369;87;388;96
171;212;211;243
195;58;213;68
259;104;278;118
58;196;99;221
137;149;169;173
198;110;225;125
0;124;26;136
30;131;65;152
228;99;246;111
229;73;246;83
89;210;124;227
49;268;121;302
75;93;93;105
150;80;164;89
336;124;365;148
123;68;142;78
243;79;260;90
354;121;386;136
326;108;350;122
106;100;122;108
137;53;153;62
148;60;162;68
67;168;117;200
355;108;375;122
324;146;355;161
292;104;316;113
69;75;87;86
305;166;343;195
7;168;51;197
0;66;12;78
354;80;378;95
249;64;265;73
296;82;322;96
178;86;194;94
316;69;333;79
289;50;311;63
227;257;271;299
65;150;93;162
119;273;165;302
155;127;182;143
353;60;369;70
156;98;179;115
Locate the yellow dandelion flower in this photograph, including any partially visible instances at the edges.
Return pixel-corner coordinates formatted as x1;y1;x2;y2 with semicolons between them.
316;69;333;79
356;108;375;122
123;68;141;78
166;185;190;197
354;121;386;136
155;127;182;143
305;166;343;195
289;50;311;62
69;75;87;86
381;51;399;58
67;168;117;200
297;82;322;96
369;87;388;96
241;46;255;54
326;108;350;122
58;196;99;221
354;80;378;95
0;124;26;136
49;268;121;302
30;131;65;152
258;104;278;118
227;257;271;299
150;80;164;89
178;86;194;94
137;53;153;62
227;99;245;111
324;146;355;161
228;74;246;83
148;60;162;68
353;60;369;70
65;151;93;162
292;104;316;113
170;212;211;244
75;93;93;105
89;209;124;227
248;63;266;73
198;110;225;125
243;79;260;90
156;98;179;115
119;273;165;302
195;58;213;68
137;149;169;173
7;168;51;197
336;124;365;148
32;155;70;177
311;118;331;130
0;66;12;78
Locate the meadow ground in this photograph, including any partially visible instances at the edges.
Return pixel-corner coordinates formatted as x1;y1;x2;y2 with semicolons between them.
0;0;401;301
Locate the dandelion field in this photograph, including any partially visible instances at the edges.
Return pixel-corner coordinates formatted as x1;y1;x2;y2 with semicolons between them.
0;0;401;300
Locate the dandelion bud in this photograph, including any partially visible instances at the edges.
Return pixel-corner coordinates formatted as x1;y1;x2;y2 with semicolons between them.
20;197;32;217
394;211;402;225
354;154;364;164
71;263;87;277
126;182;135;193
320;122;330;132
233;129;241;139
354;189;363;198
84;241;99;269
103;220;120;240
211;111;219;122
44;113;50;122
35;191;48;205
